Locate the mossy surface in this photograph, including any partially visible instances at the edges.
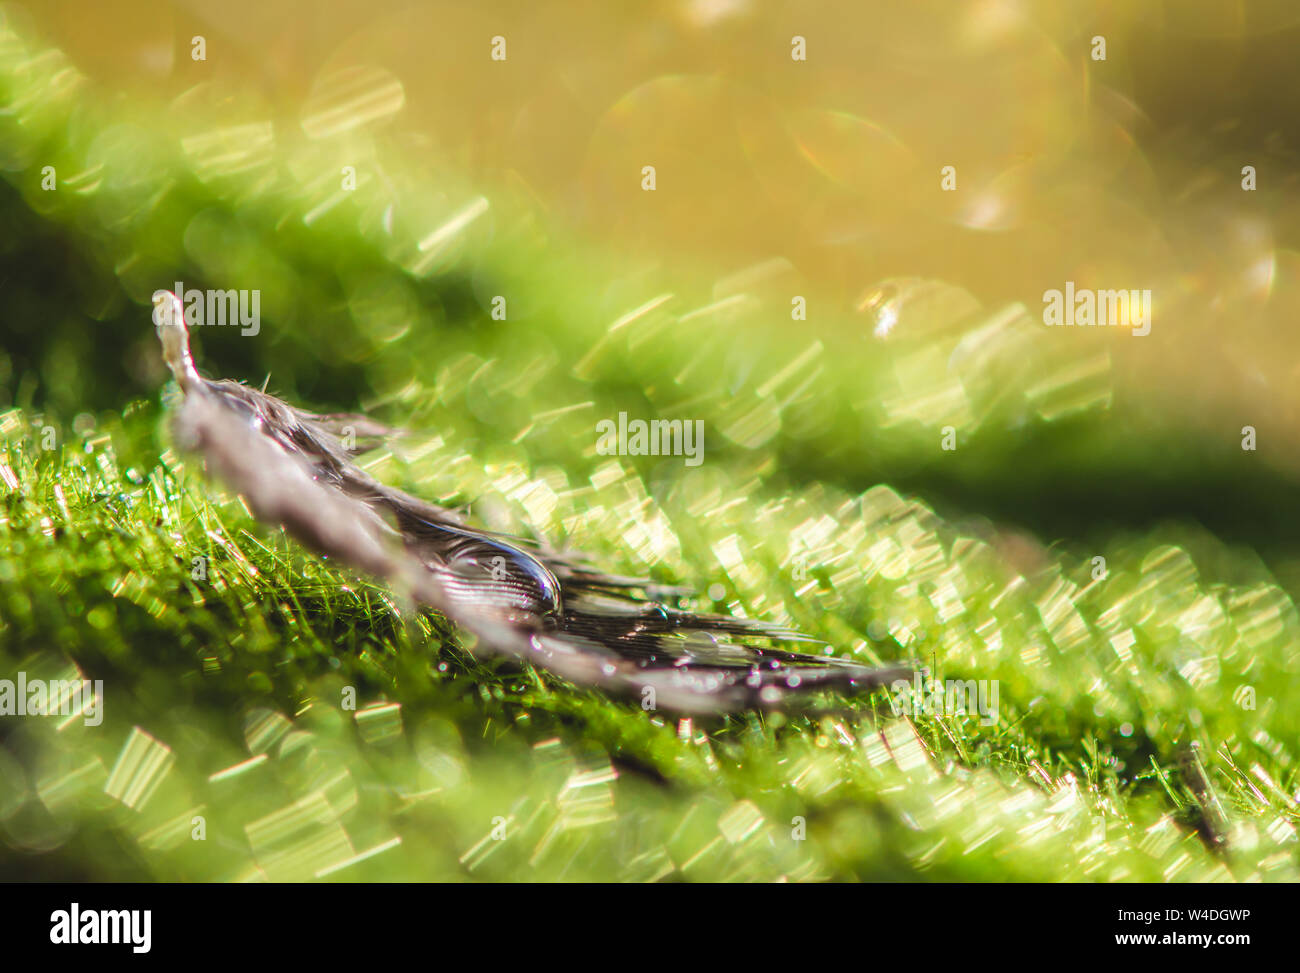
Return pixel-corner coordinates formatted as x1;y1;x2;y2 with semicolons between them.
1;18;1297;882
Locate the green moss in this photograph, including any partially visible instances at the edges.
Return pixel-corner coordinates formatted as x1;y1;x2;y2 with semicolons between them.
0;19;1297;882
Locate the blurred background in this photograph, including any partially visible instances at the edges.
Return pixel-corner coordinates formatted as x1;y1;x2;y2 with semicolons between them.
7;0;1300;551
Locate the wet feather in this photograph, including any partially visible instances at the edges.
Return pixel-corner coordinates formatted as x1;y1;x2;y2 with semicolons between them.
152;290;909;712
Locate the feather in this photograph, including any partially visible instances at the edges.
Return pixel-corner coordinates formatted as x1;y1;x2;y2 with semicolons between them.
152;290;910;712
